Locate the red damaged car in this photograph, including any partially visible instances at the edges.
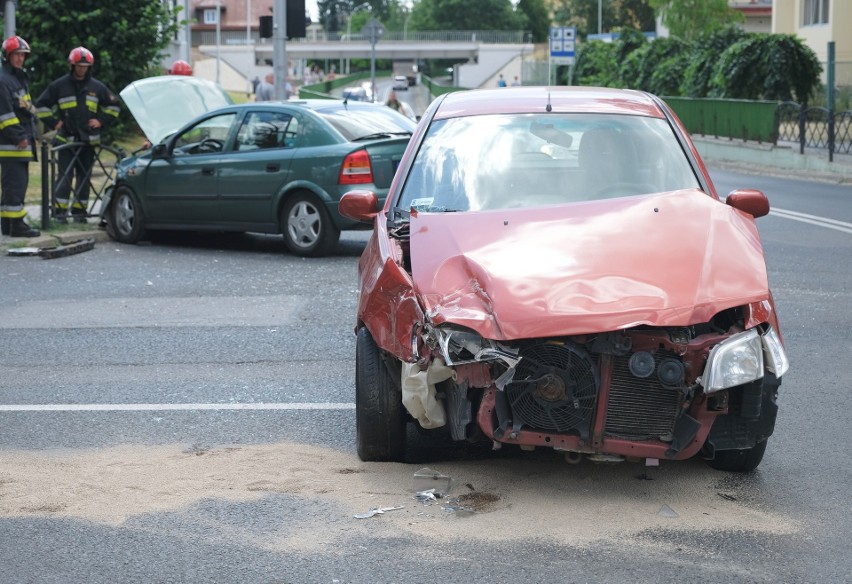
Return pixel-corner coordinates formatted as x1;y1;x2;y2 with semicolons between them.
339;87;789;472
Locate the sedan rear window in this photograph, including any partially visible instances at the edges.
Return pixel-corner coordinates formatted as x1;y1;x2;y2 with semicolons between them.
398;113;701;213
315;105;415;141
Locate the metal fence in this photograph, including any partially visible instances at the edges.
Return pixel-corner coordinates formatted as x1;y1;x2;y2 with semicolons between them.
775;102;852;157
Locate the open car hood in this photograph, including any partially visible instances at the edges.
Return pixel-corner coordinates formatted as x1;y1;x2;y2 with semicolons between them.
409;189;770;340
120;76;233;144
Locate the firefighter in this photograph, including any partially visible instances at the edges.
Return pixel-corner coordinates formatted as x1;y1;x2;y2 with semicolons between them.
0;35;40;238
35;46;120;223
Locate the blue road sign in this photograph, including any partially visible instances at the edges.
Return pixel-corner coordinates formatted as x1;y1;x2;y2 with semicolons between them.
550;26;577;65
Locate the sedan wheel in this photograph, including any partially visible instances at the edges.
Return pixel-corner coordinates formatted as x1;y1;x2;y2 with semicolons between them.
281;193;340;257
107;186;146;244
356;327;407;462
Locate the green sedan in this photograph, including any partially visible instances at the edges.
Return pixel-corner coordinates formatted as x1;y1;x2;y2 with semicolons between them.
103;78;416;257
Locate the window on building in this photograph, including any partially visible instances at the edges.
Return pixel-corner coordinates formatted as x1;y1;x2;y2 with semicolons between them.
203;8;219;25
803;0;830;25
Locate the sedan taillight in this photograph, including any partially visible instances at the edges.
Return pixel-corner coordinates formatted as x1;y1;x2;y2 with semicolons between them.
339;150;373;185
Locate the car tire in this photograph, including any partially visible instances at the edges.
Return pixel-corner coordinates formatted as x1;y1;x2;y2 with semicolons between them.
108;186;147;244
706;439;768;472
356;326;407;462
281;192;340;257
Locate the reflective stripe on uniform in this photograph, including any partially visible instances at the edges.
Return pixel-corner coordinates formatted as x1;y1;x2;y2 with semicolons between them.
85;95;99;113
103;104;120;118
0;204;27;219
58;96;77;109
36;106;53;119
0;147;33;158
0;112;20;129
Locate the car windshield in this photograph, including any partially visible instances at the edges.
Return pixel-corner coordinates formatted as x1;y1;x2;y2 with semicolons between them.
397;113;701;215
315;104;416;142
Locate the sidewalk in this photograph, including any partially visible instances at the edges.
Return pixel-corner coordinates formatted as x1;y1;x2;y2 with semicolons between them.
0;208;110;254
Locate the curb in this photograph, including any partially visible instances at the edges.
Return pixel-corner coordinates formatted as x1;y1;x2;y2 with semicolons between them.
1;227;111;255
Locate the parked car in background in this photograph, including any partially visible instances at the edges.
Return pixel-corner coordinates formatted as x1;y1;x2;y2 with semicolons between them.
340;86;789;471
105;78;416;256
342;86;369;102
393;76;409;91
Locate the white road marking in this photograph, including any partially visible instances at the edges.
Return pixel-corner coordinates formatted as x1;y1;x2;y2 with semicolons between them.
0;403;355;412
771;207;852;235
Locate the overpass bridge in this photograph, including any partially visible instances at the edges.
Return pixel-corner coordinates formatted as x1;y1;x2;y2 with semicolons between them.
196;30;535;90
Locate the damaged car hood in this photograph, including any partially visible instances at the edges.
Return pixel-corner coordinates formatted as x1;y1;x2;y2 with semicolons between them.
409;189;770;340
120;76;234;144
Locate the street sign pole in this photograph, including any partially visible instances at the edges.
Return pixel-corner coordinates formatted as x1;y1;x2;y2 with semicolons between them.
361;18;384;102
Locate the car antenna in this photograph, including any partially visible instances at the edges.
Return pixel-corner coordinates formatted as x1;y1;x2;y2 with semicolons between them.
546;90;552;112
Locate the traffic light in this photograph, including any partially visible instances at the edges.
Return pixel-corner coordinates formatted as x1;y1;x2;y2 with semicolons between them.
258;0;306;40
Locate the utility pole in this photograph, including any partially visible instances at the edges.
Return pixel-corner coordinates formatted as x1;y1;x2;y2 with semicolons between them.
273;0;288;100
4;0;16;38
362;18;384;103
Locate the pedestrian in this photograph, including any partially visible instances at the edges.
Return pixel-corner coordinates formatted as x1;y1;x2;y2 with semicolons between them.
497;74;507;88
0;35;40;238
255;73;275;101
251;75;260;95
385;90;402;112
35;46;120;223
511;76;521;87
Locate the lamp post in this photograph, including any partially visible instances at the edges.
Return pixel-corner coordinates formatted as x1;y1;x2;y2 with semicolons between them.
345;3;372;75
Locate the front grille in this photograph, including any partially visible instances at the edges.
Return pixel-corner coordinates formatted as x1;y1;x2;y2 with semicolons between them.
605;353;682;440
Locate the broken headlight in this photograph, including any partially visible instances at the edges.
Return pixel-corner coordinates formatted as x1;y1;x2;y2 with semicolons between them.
422;324;519;368
702;326;788;394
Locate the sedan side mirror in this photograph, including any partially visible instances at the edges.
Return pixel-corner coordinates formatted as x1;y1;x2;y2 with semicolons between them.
151;143;169;159
339;190;380;222
726;189;769;218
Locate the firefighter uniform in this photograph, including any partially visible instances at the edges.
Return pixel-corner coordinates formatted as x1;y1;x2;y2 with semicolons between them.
35;49;120;220
0;36;39;238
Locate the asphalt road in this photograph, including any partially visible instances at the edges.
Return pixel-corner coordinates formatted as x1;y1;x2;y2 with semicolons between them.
0;168;851;583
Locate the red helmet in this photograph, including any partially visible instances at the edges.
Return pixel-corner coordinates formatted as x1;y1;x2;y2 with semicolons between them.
68;46;95;67
168;60;192;76
2;36;31;60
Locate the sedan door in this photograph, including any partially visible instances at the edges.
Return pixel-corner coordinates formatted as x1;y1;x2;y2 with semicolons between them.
142;112;237;225
217;110;297;230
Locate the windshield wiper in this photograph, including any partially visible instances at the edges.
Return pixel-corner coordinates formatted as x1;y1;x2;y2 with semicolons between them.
354;131;413;141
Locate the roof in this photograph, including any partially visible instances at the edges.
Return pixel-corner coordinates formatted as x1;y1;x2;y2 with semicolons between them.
433;87;667;120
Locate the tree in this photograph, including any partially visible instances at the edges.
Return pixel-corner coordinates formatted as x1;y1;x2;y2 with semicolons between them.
573;40;617;86
553;0;617;39
517;0;550;43
710;34;822;104
617;0;656;32
649;0;743;42
680;26;748;97
410;0;526;31
10;0;178;105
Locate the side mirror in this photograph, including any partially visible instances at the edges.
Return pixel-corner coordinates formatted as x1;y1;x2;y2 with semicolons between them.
339;189;380;222
151;143;169;159
726;189;769;218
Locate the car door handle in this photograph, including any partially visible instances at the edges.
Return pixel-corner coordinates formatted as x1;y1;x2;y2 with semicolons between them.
201;167;215;176
266;163;280;172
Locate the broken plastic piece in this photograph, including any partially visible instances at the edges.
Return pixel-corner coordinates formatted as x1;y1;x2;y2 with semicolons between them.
413;467;452;495
658;504;679;518
645;458;660;467
353;505;404;519
414;488;439;503
441;502;475;517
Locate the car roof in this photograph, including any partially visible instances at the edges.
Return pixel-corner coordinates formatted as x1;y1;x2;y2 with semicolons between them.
432;86;666;120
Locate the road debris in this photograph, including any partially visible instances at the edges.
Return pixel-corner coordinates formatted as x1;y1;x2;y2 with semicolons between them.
353;505;404;519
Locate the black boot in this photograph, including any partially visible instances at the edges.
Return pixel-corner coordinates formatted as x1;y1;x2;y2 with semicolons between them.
0;217;9;235
8;218;40;238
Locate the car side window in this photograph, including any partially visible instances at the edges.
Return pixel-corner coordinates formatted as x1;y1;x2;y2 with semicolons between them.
236;111;296;151
172;113;236;156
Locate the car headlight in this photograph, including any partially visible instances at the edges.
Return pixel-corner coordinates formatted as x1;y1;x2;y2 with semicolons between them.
703;329;764;393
